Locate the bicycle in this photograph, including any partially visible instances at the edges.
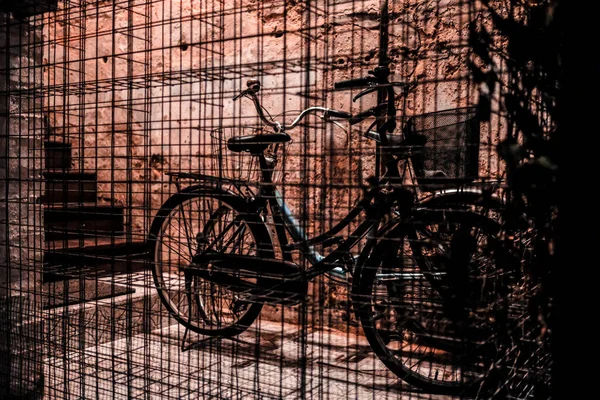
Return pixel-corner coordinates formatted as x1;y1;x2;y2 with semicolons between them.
146;67;519;396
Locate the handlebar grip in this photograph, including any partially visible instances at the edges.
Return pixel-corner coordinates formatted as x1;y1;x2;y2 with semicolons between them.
246;79;261;95
334;77;374;90
326;109;352;119
349;108;375;125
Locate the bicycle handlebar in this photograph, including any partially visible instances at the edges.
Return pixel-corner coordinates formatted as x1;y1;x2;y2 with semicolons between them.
349;107;377;125
326;109;352;119
234;80;352;132
234;77;407;136
334;76;376;90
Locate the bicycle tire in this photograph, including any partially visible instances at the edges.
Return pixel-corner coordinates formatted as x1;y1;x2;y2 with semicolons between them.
353;210;517;396
148;186;274;337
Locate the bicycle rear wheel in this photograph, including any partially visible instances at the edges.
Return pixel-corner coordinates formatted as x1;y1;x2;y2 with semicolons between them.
354;211;517;396
148;187;273;337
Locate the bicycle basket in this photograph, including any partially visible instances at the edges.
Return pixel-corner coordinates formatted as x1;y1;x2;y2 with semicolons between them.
210;126;282;183
403;107;480;187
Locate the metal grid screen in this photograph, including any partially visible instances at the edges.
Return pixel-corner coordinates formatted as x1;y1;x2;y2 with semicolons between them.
0;0;552;399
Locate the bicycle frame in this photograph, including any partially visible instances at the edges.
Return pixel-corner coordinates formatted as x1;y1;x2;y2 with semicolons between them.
169;127;478;283
245;150;411;282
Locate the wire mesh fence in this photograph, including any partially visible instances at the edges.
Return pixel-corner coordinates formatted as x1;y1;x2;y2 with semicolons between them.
0;0;551;398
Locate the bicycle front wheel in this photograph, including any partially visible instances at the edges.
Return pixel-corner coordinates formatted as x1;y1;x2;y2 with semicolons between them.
354;211;515;396
148;187;274;337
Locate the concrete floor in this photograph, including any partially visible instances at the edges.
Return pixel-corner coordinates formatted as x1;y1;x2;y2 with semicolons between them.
43;307;455;400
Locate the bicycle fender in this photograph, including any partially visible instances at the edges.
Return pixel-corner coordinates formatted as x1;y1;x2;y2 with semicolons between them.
419;188;506;210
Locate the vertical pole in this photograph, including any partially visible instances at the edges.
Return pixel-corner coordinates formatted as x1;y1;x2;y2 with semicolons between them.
375;0;389;179
378;0;389;69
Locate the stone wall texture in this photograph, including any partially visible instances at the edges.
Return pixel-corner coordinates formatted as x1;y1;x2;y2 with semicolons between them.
0;12;44;300
42;0;504;242
0;11;45;397
35;0;510;330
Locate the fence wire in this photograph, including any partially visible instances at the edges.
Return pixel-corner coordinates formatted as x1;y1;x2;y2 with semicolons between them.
0;0;551;399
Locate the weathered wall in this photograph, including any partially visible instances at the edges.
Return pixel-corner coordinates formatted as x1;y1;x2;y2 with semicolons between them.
0;13;45;299
0;11;45;397
35;0;511;336
43;0;497;241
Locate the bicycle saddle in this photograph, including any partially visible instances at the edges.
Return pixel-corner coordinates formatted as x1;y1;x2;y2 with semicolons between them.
364;130;404;146
227;133;291;154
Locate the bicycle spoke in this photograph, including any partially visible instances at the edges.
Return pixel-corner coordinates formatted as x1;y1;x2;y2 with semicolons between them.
159;231;193;262
219;222;248;254
230;223;247;253
205;219;239;253
177;201;197;260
